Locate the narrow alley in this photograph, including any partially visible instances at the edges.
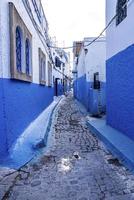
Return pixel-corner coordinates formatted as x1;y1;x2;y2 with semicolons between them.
2;94;134;200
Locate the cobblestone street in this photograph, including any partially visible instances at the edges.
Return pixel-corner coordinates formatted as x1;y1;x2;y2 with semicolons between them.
2;94;134;200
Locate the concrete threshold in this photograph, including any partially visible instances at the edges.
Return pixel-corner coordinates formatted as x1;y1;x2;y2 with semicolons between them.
86;116;134;173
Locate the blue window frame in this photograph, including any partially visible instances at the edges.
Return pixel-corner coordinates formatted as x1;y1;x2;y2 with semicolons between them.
16;26;22;72
25;38;30;75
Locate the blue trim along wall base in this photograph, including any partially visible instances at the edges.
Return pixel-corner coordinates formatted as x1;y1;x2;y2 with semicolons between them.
106;44;134;141
73;75;106;114
0;78;54;159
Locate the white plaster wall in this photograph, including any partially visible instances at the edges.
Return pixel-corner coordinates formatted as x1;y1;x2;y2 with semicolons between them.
77;48;86;78
106;0;134;59
84;38;106;82
76;37;106;82
53;68;63;80
0;0;52;85
63;53;71;78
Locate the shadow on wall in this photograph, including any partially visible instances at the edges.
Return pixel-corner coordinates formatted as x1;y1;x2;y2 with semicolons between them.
106;44;134;141
0;78;54;159
73;75;106;114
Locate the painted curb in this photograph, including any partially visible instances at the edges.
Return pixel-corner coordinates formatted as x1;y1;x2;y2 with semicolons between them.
86;120;134;174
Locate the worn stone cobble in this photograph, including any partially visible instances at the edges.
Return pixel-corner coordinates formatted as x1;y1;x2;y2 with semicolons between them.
1;94;134;200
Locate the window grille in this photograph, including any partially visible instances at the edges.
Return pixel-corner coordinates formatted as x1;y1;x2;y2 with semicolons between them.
116;0;127;25
25;38;30;75
9;3;32;82
16;27;22;72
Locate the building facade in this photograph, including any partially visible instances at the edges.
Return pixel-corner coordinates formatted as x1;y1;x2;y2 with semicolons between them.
0;0;70;158
52;48;71;96
73;37;106;114
106;0;134;140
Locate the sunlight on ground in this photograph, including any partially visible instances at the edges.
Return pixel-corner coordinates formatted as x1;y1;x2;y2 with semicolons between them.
58;153;81;173
58;158;72;173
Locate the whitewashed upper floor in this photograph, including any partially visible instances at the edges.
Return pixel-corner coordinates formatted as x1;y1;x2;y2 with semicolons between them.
106;0;134;59
74;37;106;83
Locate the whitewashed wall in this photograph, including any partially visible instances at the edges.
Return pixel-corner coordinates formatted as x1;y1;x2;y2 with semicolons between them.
76;37;106;82
64;52;71;78
0;0;51;85
106;0;134;59
84;38;106;82
77;48;86;78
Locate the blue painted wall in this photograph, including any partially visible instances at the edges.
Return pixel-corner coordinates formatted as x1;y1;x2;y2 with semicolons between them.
58;83;63;96
106;44;134;141
54;82;63;96
73;75;88;110
73;75;106;113
73;79;78;99
0;81;8;158
0;78;54;158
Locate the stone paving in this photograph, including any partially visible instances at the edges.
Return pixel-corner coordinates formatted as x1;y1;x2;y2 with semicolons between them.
1;94;134;199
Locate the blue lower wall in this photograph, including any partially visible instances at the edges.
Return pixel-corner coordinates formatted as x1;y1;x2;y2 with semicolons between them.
0;81;8;158
0;78;54;158
106;44;134;141
74;75;89;109
58;83;63;96
73;75;106;113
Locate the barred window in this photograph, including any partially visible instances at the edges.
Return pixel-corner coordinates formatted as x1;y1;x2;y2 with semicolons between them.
16;26;22;72
25;38;30;75
116;0;127;26
9;3;32;82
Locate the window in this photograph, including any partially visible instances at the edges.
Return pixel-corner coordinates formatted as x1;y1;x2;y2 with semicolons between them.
41;59;46;81
93;72;100;90
39;48;46;85
25;38;30;75
16;26;22;72
48;62;52;87
55;56;61;68
9;3;32;82
116;0;127;25
32;0;42;23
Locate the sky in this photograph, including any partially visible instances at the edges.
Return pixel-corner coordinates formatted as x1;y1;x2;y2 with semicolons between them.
42;0;105;48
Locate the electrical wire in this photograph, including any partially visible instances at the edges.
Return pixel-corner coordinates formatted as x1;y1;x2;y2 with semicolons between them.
22;0;131;80
48;0;131;50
